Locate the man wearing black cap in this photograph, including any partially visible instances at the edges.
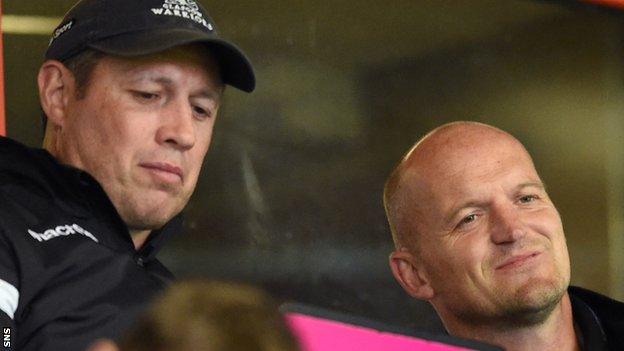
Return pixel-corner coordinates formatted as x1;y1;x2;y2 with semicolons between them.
0;1;254;350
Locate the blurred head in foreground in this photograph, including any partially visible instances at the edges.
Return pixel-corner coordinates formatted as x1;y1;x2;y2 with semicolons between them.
89;281;299;351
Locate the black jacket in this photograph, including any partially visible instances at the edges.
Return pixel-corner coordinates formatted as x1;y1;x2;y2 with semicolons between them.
570;286;624;351
0;136;179;351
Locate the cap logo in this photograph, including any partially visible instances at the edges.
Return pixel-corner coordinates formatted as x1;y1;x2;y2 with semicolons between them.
49;19;75;46
150;0;214;31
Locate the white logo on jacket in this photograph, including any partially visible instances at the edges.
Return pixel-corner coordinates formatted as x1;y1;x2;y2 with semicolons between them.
27;224;98;243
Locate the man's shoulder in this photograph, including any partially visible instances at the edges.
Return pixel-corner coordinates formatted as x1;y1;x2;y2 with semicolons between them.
0;136;85;197
0;136;58;202
570;285;624;312
569;285;624;349
0;136;52;175
0;136;31;159
0;137;94;236
0;135;37;155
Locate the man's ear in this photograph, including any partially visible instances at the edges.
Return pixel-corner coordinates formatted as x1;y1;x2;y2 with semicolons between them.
389;248;434;300
38;60;74;128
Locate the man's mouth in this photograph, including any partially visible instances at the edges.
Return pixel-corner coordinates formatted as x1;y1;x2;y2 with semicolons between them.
496;252;540;270
140;162;184;183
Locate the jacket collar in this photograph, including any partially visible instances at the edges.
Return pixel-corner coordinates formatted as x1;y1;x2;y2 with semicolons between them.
137;214;182;261
0;137;179;262
569;287;609;351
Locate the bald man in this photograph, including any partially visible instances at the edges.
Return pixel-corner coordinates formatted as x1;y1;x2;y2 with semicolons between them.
384;122;624;351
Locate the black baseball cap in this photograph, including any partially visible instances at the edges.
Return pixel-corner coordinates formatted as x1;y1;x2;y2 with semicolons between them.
45;0;255;92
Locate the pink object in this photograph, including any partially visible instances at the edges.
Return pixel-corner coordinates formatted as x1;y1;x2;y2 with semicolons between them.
285;313;475;351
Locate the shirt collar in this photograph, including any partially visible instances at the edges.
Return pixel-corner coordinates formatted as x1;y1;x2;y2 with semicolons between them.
137;214;183;261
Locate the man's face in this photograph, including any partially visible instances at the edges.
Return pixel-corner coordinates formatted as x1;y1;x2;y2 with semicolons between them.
57;44;223;231
406;131;570;326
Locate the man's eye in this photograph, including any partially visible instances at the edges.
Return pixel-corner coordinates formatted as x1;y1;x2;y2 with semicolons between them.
458;214;477;228
519;195;538;204
462;214;476;223
192;105;211;119
132;91;159;101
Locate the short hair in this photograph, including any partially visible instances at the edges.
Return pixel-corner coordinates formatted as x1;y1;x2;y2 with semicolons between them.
383;158;417;250
62;49;107;99
42;49;106;133
118;281;300;351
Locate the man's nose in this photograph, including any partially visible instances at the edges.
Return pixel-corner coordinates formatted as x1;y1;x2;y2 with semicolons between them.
490;203;526;244
155;99;196;150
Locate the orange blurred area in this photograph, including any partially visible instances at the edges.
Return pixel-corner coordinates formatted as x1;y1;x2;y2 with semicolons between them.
0;0;5;136
585;0;624;9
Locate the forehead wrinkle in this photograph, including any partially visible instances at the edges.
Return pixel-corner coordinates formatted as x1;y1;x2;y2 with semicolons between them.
518;181;546;192
114;62;179;86
130;74;174;85
120;67;222;103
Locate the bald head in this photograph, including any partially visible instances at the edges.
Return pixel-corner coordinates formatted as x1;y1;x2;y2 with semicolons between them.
386;122;570;341
383;122;537;250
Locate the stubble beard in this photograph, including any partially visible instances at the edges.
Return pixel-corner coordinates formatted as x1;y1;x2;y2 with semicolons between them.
493;276;567;328
116;187;189;231
483;238;570;328
449;273;568;331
